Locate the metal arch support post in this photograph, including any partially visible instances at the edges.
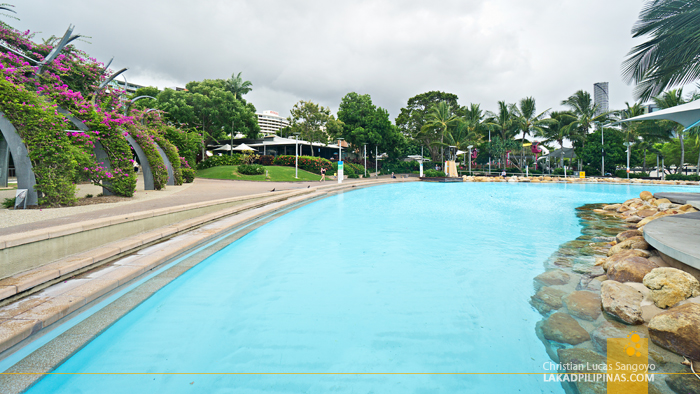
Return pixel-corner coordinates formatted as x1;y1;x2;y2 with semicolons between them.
0;135;8;188
57;108;114;195
0;112;38;206
155;143;175;186
125;135;155;191
37;25;80;74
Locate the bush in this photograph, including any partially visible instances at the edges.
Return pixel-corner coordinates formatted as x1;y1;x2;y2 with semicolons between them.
238;164;265;175
259;155;274;165
423;169;446;177
197;154;243;170
552;168;565;175
615;170;650;179
2;197;16;209
665;174;700;181
274;155;333;174
380;160;421;175
181;168;196;183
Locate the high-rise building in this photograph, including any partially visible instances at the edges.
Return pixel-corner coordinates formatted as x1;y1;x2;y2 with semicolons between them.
593;82;609;116
256;110;289;136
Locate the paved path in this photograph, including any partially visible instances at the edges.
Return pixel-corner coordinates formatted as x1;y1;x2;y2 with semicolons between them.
646;192;700;271
0;177;368;236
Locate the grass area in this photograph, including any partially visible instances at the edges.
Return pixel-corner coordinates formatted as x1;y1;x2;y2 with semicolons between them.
197;165;322;182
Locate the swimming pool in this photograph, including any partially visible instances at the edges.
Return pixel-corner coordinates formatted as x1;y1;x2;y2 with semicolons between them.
17;182;698;393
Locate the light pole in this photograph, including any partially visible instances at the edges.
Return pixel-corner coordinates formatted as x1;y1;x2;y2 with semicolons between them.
376;146;378;178
294;132;300;179
337;138;344;183
625;142;632;180
231;120;234;157
467;145;473;175
488;129;491;175
363;144;367;178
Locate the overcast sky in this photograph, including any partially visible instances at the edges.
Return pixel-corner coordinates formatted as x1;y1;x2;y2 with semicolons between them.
10;1;653;120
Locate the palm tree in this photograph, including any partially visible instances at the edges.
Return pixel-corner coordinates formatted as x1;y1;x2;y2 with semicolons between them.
620;102;672;175
225;72;253;99
622;0;700;101
423;101;459;163
537;111;576;169
561;90;612;151
485;101;518;168
513;97;551;169
652;89;689;173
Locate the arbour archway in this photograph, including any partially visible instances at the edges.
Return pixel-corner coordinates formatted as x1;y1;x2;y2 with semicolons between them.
0;112;38;206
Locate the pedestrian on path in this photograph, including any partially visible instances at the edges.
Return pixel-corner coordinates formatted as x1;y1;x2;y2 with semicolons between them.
320;167;326;182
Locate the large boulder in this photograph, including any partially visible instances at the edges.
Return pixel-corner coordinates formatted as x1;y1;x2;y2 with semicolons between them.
643;267;700;309
534;269;570;286
603;204;621;211
607;257;659;283
599;249;651;271
616;229;643;243
541;312;590;345
652;198;671;206
607;236;649;256
556;348;607;394
665;373;700;394
637;209;657;218
590;321;632;354
601;280;645;325
640;191;653;201
564;291;602;321
530;286;566;315
648;303;700;360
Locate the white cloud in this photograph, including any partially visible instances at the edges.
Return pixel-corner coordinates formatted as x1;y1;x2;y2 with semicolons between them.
11;0;649;119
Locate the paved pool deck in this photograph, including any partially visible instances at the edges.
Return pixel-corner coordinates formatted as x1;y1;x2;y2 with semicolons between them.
0;177;368;236
646;192;700;272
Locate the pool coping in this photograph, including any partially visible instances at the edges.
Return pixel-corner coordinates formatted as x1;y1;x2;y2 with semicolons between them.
0;179;412;392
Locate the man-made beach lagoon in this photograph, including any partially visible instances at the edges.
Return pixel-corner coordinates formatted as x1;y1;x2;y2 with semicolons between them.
12;182;698;393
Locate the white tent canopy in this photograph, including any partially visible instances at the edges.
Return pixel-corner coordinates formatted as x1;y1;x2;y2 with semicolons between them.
233;143;257;151
213;144;232;151
619;99;700;129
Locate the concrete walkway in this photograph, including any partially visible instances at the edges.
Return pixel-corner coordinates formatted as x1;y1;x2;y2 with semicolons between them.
0;177;364;236
646;192;700;271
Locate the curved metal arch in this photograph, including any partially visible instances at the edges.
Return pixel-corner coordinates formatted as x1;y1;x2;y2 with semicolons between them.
125;135;155;191
57;108;115;196
0;112;38;206
155;143;175;186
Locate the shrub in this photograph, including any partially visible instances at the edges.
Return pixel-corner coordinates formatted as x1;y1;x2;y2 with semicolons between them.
181;168;196;183
85;194;93;198
665;174;700;181
615;170;650;179
552;168;565;175
2;197;16;209
238;164;265;175
197;154;243;170
259;155;274;165
274;155;333;174
423;169;446;177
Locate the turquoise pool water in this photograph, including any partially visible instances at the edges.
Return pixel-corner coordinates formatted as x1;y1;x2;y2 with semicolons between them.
22;182;697;393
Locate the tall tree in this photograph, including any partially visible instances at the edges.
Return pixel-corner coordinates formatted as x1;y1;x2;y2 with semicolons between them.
225;72;253;99
287;100;332;155
622;0;700;101
513;97;551;169
485;101;518;167
396;91;462;160
337;92;403;160
560;90;610;149
422;101;460;163
537;111;577;169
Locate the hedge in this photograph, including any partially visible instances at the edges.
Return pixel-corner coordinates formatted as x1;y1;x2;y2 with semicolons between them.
197;154;243;170
665;174;700;181
273;155;333;174
238;164;264;175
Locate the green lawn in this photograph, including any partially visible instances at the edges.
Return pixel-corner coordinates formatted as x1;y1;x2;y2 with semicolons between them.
197;165;322;182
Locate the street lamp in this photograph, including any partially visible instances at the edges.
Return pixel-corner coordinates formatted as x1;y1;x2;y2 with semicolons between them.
488;129;492;175
294;132;300;179
625;141;633;180
467;145;474;175
363;144;367;178
337;137;344;183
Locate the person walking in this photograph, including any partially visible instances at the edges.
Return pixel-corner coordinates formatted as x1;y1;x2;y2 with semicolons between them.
320;167;326;182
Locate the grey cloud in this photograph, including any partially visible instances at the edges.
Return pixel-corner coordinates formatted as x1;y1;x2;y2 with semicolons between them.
11;0;649;119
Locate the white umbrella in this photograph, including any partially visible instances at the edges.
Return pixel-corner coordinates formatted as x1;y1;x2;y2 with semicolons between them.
213;144;232;151
233;143;258;152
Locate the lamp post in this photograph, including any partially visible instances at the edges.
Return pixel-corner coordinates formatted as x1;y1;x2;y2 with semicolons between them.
625;142;632;180
231;120;234;157
488;129;492;175
363;144;367;178
294;132;300;179
376;146;378;178
337;138;344;183
467;145;473;175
